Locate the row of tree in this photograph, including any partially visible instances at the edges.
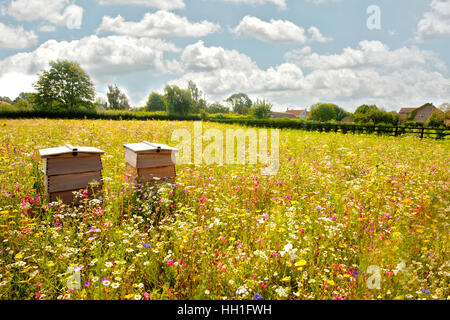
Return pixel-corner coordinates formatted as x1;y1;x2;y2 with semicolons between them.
142;84;272;118
0;59;273;118
0;59;448;125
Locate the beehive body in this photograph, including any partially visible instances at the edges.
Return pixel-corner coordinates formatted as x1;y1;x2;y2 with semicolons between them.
39;145;105;204
124;142;178;184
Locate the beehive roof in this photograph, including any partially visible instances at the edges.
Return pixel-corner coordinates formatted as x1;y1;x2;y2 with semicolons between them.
39;145;105;158
123;141;179;153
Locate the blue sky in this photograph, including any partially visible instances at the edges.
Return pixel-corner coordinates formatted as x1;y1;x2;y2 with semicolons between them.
0;0;449;112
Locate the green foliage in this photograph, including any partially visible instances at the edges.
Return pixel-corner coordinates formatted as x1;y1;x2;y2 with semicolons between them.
32;59;95;110
206;102;230;114
0;96;13;104
0;102;14;111
164;85;194;115
425;109;445;127
308;103;347;122
107;85;130;110
14;98;33;110
353;105;399;125
250;99;272;119
187;80;207;113
146;92;167;112
0;109;201;121
226;93;252;115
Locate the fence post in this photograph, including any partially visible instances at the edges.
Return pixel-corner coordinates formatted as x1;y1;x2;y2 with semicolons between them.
420;127;425;139
394;126;398;137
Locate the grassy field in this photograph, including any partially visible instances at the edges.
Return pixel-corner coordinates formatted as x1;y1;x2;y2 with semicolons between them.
0;119;448;300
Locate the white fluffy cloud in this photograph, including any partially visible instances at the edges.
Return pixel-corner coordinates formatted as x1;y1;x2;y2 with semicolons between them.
0;72;37;99
169;40;449;111
221;0;286;9
0;35;179;77
416;0;450;40
97;11;220;38
285;40;446;71
0;22;38;49
5;0;83;29
284;41;450;109
98;0;185;10
232;16;331;43
170;40;304;97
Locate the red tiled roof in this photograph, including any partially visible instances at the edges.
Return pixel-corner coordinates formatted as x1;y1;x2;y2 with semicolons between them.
286;109;304;116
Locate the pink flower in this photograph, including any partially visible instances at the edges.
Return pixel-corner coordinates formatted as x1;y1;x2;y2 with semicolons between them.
167;259;174;266
198;196;207;203
144;292;151;300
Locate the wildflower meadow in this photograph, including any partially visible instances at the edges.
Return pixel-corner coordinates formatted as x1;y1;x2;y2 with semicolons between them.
0;119;448;300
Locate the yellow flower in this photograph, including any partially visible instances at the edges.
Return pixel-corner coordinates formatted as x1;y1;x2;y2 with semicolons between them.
47;262;55;268
14;253;23;260
282;276;291;282
327;280;336;286
20;267;32;274
295;259;307;267
124;294;134;299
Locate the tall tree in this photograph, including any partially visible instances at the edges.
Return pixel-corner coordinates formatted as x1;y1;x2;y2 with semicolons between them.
187;80;207;113
146;92;167;112
226;93;252;114
207;102;230;114
33;59;95;110
164;85;193;115
107;85;130;110
308;103;347;122
251;99;272;119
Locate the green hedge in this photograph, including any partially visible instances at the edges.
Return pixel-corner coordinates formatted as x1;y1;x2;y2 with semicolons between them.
209;118;449;138
0;109;447;138
0;109;201;121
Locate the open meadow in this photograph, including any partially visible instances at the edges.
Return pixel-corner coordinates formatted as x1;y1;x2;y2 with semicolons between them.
0;119;448;300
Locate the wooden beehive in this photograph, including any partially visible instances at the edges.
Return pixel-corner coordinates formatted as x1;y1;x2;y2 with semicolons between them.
124;141;178;184
39;144;105;204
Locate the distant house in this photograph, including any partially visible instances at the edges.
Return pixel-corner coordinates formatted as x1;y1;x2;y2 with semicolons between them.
340;116;353;123
270;112;297;119
286;109;309;119
399;108;415;119
412;104;437;122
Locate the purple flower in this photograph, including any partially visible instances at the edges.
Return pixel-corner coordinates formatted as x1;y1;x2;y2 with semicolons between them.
422;289;430;294
142;243;151;248
254;293;261;299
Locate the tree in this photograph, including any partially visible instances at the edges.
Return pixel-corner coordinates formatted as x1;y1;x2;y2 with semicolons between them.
308;103;347;122
164;85;193;115
94;96;108;110
33;59;95;110
250;99;272;119
226;93;252;115
107;85;130;110
426;109;445;127
439;103;450;112
187;80;207;113
146;92;167;112
0;96;13;104
352;104;398;125
207;102;230;114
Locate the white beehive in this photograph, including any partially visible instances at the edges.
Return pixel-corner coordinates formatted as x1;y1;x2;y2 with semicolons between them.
39;144;105;203
123;141;178;183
